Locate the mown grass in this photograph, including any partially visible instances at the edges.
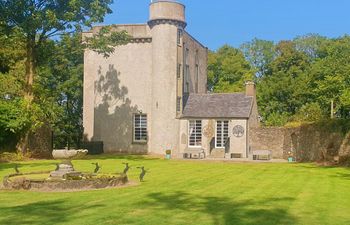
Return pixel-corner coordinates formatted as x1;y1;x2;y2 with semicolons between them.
0;155;350;225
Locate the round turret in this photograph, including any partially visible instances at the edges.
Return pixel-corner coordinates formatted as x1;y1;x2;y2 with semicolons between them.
148;0;186;154
149;1;186;28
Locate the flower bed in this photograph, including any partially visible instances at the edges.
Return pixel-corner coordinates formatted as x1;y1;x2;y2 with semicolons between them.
3;171;128;192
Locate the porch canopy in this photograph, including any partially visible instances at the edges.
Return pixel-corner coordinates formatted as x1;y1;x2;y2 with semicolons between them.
181;93;253;119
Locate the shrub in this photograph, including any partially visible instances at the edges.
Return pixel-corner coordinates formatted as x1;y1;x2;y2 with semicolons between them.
0;151;32;162
264;112;290;127
292;103;325;122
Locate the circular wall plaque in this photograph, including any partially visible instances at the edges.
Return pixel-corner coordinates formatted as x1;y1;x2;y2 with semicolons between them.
232;125;245;138
203;125;214;138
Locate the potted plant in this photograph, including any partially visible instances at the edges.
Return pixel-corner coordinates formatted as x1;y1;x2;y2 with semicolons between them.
287;151;294;162
165;150;172;160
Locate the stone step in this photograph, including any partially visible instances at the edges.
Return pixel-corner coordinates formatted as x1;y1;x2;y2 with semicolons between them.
209;148;225;158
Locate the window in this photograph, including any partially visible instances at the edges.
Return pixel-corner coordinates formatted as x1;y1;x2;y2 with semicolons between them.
195;64;199;93
216;120;229;148
177;29;183;45
176;97;181;112
177;63;182;79
189;120;202;147
185;48;189;64
184;64;190;93
133;114;147;142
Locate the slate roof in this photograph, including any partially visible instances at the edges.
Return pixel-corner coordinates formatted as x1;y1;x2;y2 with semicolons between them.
181;93;253;119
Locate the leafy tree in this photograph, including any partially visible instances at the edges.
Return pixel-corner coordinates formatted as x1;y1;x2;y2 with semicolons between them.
263;112;290;127
292;102;324;122
0;30;26;148
0;0;130;152
310;36;350;118
240;38;275;78
257;41;311;125
0;28;25;73
208;45;254;92
293;34;327;60
37;33;84;148
210;35;350;126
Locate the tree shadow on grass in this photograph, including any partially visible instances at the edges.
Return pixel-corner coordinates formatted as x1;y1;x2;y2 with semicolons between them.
293;164;344;171
334;172;350;180
82;154;160;161
139;191;297;225
0;161;59;172
0;199;105;225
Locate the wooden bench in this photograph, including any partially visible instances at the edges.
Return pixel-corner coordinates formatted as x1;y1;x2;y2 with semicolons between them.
252;150;272;160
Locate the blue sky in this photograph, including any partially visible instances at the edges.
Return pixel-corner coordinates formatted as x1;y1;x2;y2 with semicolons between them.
102;0;350;50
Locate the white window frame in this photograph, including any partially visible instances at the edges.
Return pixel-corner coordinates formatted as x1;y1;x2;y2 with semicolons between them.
133;114;147;143
188;120;202;148
215;120;229;148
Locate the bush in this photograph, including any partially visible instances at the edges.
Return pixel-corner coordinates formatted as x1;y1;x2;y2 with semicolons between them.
0;151;31;162
263;112;290;127
314;119;350;135
292;103;325;122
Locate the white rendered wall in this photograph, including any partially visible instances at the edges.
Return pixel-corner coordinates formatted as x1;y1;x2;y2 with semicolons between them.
229;119;248;158
83;42;153;153
150;23;180;154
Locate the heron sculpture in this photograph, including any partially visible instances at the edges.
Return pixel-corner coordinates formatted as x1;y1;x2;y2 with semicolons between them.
122;163;131;174
92;162;101;173
137;166;148;182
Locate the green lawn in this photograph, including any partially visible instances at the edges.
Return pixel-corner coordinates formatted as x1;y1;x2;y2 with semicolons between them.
0;155;350;225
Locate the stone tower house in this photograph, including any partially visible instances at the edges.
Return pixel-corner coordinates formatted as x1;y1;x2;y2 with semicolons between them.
83;1;259;158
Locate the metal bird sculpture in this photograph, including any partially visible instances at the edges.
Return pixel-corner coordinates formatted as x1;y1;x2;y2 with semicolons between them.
14;164;19;174
92;163;101;173
122;163;130;174
137;166;148;182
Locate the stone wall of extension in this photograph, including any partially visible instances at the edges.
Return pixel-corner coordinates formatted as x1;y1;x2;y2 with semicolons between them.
249;121;350;163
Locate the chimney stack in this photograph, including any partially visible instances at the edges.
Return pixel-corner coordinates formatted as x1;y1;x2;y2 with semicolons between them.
245;81;256;97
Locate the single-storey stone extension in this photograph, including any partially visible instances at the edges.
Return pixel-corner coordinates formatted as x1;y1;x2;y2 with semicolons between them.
83;0;260;159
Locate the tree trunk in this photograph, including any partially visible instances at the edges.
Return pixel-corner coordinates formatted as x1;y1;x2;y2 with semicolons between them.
17;132;30;155
17;38;36;154
24;38;35;101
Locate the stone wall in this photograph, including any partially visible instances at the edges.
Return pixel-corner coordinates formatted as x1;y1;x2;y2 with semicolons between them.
249;127;289;159
250;122;350;162
339;132;350;165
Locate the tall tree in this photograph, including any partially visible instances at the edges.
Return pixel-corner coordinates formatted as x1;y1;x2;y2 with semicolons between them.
257;41;311;124
0;29;27;149
0;0;130;152
208;45;254;92
293;34;327;60
310;36;350;118
35;33;83;148
240;38;275;78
